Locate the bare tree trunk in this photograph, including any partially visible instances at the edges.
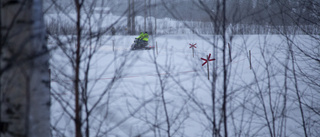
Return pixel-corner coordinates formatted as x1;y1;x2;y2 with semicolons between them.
132;0;135;35
127;0;131;35
289;43;308;137
222;0;228;136
148;0;151;33
144;0;147;32
0;0;50;137
74;0;82;137
154;0;157;35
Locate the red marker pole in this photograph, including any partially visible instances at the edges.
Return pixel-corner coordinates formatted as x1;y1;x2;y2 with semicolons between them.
192;47;194;57
201;53;215;80
156;41;158;55
189;43;197;58
249;50;252;70
228;43;232;62
113;39;115;51
207;55;210;80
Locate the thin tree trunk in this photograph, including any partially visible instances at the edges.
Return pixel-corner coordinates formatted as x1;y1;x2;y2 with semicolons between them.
154;0;157;35
144;0;147;32
74;0;82;136
211;35;218;137
289;44;308;137
222;0;228;136
148;0;151;33
127;0;131;35
132;0;135;35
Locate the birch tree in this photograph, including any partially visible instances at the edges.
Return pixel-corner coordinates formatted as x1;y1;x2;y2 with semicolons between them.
0;0;50;137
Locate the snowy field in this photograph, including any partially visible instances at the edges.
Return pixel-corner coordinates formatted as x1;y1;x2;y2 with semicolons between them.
49;33;319;137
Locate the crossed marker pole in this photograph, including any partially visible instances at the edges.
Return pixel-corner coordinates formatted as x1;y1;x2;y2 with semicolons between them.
201;53;215;66
189;43;197;48
189;43;197;57
201;53;216;80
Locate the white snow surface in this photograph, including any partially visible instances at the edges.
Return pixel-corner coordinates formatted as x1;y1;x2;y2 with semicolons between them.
49;33;320;137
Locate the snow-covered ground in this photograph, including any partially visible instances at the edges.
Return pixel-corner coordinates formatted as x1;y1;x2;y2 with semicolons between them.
45;4;320;136
50;33;319;137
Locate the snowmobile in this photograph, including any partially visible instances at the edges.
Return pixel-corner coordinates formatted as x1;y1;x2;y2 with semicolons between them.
130;38;154;50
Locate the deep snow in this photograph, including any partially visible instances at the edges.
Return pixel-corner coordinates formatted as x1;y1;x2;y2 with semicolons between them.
49;33;319;137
